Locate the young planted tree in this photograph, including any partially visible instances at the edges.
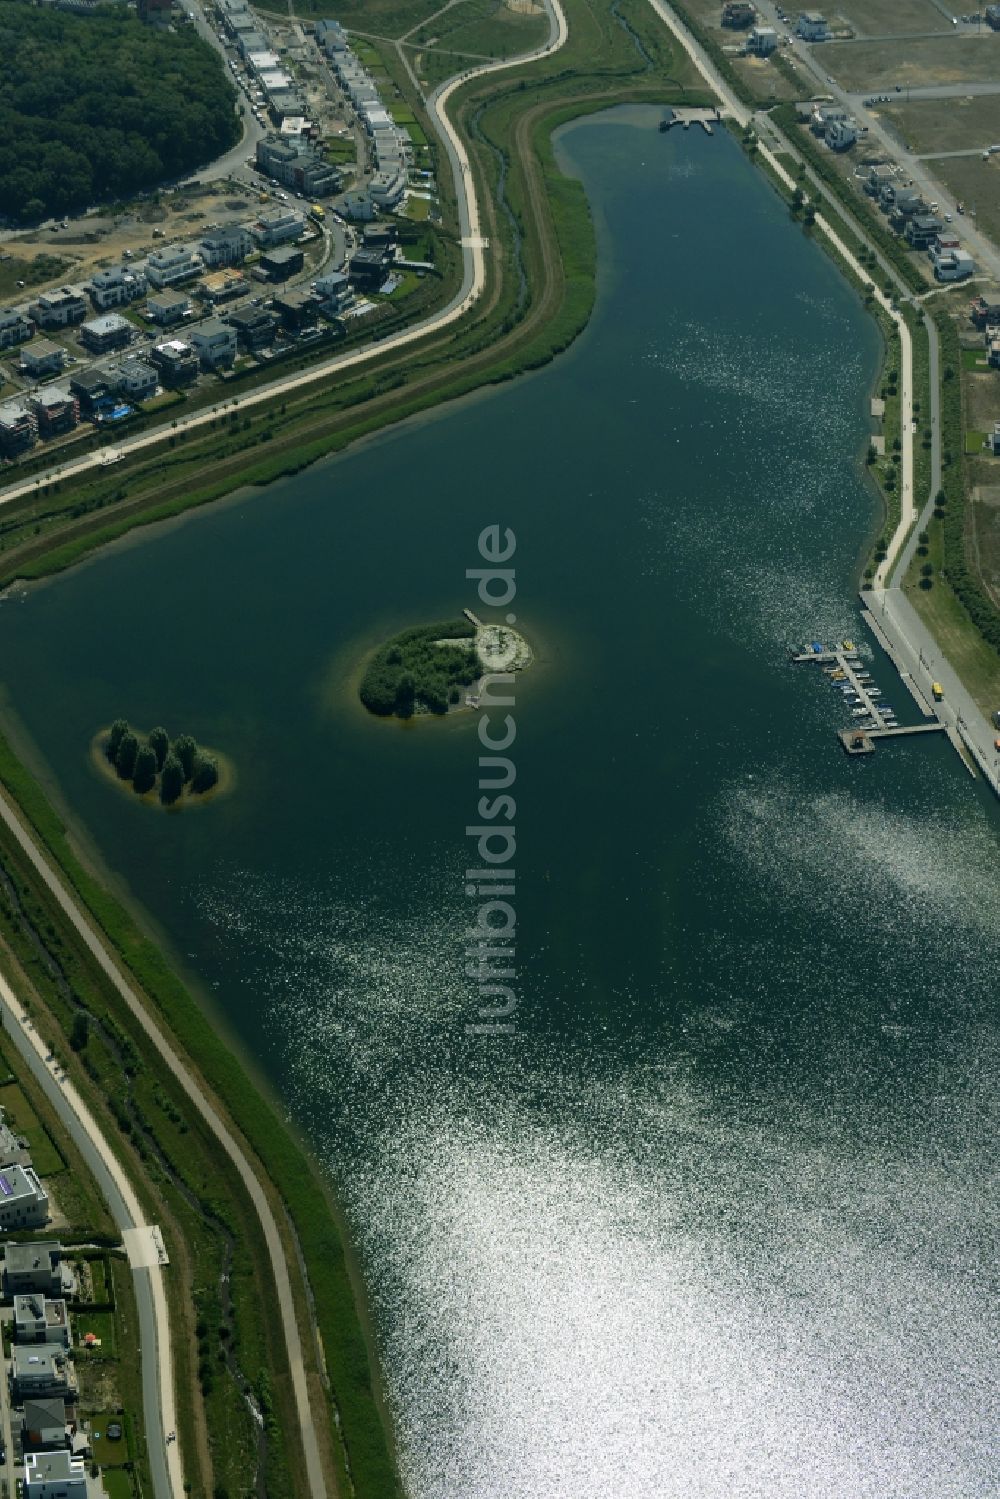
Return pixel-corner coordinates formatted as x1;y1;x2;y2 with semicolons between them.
116;732;139;781
173;734;197;781
160;754;185;806
132;745;158;795
148;726;170;770
108;719;130;764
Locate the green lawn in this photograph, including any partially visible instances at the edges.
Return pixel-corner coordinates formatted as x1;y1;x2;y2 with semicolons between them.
966;428;987;453
85;1258;109;1304
88;1411;129;1467
101;1471;133;1499
962;347;990;371
0;1080;65;1175
74;1309;117;1355
403;194;431;221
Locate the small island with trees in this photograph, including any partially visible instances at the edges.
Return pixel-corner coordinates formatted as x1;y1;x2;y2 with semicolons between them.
94;719;229;808
358;613;532;719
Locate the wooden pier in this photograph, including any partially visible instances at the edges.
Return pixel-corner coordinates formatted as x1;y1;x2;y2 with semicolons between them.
793;644;947;756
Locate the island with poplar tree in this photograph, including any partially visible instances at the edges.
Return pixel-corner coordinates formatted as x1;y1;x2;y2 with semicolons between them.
94;719;230;807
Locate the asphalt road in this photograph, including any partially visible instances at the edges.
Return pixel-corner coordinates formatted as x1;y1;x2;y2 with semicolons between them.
186;0;267;185
0;966;179;1499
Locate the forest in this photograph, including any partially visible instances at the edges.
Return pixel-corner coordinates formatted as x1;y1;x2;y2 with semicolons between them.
359;619;481;717
0;3;239;222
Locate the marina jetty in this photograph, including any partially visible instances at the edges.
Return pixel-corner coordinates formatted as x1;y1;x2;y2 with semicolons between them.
659;107;720;135
791;639;952;759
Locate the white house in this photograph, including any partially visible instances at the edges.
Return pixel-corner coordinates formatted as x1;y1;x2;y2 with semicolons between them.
90;265;147;310
797;10;827;39
748;26;778;54
826;119;857;151
24;1450;87;1499
189;319;238;369
145;244;201;290
14;1296;70;1348
0;1166;49;1230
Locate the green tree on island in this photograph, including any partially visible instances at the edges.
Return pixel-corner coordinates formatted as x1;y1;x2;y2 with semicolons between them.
160;754;185;806
191;755;219;794
133;745;158;795
108;719;130;763
116;731;139;780
148;726;170;771
173;735;197;781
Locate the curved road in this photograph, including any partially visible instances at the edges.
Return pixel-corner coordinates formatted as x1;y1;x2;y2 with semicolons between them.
0;967;179;1499
0;0;568;513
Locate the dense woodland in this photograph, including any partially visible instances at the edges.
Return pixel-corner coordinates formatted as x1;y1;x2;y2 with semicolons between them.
0;2;239;222
360;619;481;716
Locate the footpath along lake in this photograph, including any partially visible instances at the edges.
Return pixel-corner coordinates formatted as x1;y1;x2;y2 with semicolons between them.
0;110;996;1498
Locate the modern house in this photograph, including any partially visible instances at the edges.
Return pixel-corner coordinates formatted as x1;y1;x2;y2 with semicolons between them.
272;287;319;331
722;1;756;25
69;368;110;416
14;1295;71;1347
314;17;349;53
24;1450;86;1499
825;119;857;151
256;135;339;196
260;245;304;280
200;269;247;304
90;265;147;310
906;214;943;248
22;1397;68;1452
145;245;201;290
12;1345;72;1401
0;402;37;458
146;290;192;327
29;388;79;439
970;295;1000;328
347;247;392;289
249;209;305;248
189;319;238;370
865;164;895;197
0;308;35;350
986;1;1000;25
80;313;133;355
224;305;278;352
747;25;778;54
797;10;827;40
109;358;158;401
198;225;254;268
314;270;353;312
2;1243;63;1297
19;340;67;379
29;289;86;330
0;1165;49;1229
934;250;975;282
150;339;199;385
369;169;406;209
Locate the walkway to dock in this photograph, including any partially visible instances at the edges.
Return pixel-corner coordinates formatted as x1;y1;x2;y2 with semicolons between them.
662;106;720;134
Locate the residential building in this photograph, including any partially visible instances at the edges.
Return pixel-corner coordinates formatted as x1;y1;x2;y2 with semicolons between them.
14;1295;71;1347
29;289;86;330
932;229;961;256
69;368;110;415
247;49;281;74
970;295;1000;328
989;421;1000;453
314;17;348;53
256;135;339;196
0;308;35;350
224;306;278;352
986;2;1000;26
200;269;247;304
747;25;777;54
988;332;1000;368
362;223;396;250
934;250;975;282
905;214;943;249
90;265;147;311
198;225;254;268
722;0;755;25
272;286;319;330
340;191;377;221
888;192;925;228
24;1450;86;1499
260;245;304;280
150;340;199;385
80;313;133;355
0;1108;28;1165
11;1345;72;1401
825;120;857;151
348;247;392;289
238;29;268;56
21;1397;68;1451
0;1165;48;1228
865;164;895;197
2;1242;63;1297
20;340;66;379
811;104;846;135
249;209;305;248
147;290;192;327
314;271;353;313
268;89;308;121
145;245;201;290
369;169;406;209
109;359;158;401
797;10;827;40
189;319;238;370
29;389;79;439
0;402;37;458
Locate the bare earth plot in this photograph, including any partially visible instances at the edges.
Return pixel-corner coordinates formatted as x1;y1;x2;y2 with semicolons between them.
880;94;1000;154
823;33;1000;91
830;0;951;37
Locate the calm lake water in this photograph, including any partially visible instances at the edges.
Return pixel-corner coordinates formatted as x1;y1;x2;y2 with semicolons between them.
1;110;996;1497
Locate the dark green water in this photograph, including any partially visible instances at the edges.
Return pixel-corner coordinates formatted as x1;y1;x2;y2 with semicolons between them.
0;111;996;1497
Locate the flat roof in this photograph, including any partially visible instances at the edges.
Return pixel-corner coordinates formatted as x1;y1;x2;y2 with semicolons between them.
22;339;64;359
3;1241;60;1270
